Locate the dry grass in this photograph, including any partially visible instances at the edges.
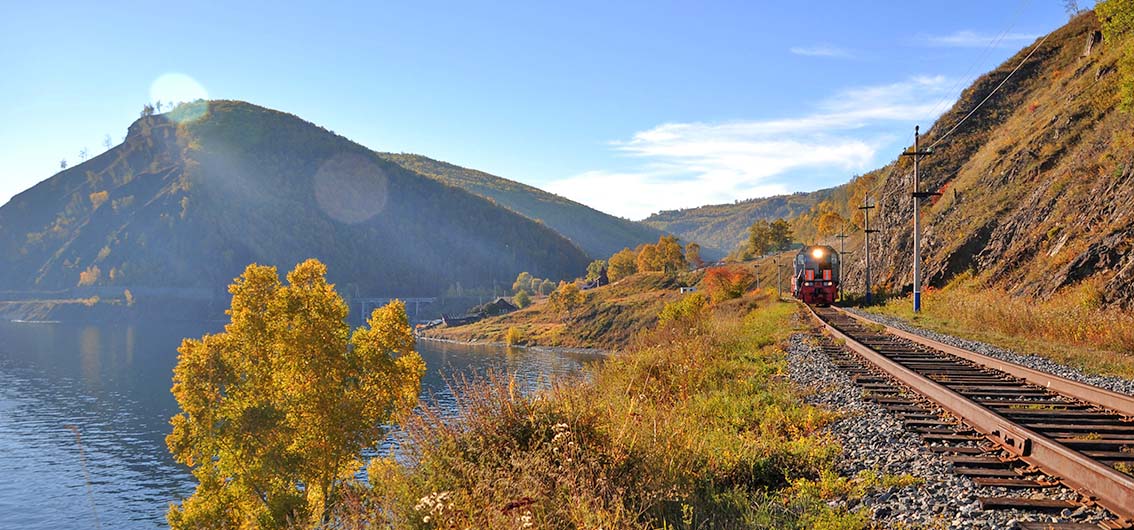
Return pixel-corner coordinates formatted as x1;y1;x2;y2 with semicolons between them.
329;294;875;529
870;273;1134;379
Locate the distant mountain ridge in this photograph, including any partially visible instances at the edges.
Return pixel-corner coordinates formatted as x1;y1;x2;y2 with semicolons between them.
644;190;835;255
0;101;590;296
379;153;664;260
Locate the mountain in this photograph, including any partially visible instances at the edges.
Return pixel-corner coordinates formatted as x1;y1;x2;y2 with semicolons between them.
378;153;664;259
643;190;836;255
0;101;590;297
807;12;1134;308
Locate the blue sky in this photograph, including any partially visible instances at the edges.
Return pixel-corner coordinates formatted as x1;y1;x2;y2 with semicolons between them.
1;1;1083;219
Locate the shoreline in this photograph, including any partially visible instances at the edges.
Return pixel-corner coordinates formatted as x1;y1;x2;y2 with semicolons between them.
414;333;609;357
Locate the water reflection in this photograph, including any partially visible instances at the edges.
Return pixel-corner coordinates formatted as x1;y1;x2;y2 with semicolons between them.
0;321;599;529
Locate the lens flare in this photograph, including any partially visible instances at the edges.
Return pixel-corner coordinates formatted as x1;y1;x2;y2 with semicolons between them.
811;247;825;259
149;73;209;123
314;153;389;224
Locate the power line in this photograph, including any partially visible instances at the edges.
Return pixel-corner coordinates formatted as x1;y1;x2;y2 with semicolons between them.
924;0;1033;121
928;30;1054;150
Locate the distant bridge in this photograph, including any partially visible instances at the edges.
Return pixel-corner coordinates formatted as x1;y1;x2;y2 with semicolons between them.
353;297;437;321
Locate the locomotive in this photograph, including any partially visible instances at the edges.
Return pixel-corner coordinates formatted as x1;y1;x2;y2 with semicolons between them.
792;245;840;305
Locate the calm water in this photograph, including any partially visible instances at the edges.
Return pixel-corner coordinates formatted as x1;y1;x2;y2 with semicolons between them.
0;320;599;529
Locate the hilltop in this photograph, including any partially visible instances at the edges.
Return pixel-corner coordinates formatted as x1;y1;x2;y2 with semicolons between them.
379;153;664;260
0;101;590;298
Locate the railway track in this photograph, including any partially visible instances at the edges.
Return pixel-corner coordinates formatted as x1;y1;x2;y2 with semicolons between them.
808;305;1134;529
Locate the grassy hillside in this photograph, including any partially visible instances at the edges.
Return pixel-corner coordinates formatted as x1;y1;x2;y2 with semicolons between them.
0;101;590;296
421;272;690;350
820;11;1134;309
379;153;664;259
644;189;836;255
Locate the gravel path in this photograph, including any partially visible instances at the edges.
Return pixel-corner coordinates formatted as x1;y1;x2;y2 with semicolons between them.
786;330;1113;528
845;308;1134;396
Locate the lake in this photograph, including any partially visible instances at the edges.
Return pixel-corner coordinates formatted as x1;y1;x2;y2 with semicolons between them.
0;320;600;529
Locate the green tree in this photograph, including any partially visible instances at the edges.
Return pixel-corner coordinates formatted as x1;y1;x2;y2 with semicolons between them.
538;279;555;296
512;271;534;294
586;259;607;282
608;248;638;281
514;289;531;308
770;219;793;251
1098;0;1134;111
166;259;425;529
748;220;773;256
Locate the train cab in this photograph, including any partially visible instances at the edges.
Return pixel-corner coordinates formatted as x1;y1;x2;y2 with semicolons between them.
792;245;840;305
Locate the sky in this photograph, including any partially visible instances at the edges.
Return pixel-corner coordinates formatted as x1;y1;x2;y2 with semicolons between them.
0;1;1085;220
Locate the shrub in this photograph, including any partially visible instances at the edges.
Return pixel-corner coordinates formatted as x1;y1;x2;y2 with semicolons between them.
504;326;524;346
702;266;755;301
513;290;531;308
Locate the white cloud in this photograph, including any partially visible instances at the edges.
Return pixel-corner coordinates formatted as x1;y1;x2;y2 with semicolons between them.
923;30;1038;48
547;76;959;221
790;44;852;58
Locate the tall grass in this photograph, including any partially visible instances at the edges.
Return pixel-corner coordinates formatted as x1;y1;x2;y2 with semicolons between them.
872;273;1134;378
328;294;873;529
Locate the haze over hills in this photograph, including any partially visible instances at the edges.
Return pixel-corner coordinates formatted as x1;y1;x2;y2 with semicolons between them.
644;190;836;255
0;101;590;297
379;153;664;260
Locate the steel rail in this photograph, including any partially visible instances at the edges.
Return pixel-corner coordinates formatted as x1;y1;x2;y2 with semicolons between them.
807;305;1134;524
831;306;1134;418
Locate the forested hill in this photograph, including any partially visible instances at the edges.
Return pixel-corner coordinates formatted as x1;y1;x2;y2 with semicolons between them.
379;153;664;259
0;100;590;296
643;189;836;255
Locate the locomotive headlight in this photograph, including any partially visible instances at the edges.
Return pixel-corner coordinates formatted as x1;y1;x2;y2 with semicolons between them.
811;248;825;259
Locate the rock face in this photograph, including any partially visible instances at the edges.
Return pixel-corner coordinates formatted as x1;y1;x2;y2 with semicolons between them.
836;13;1134;308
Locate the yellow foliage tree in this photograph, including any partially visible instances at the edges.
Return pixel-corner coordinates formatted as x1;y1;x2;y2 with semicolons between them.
166;259;425;529
608;247;638;281
548;281;585;318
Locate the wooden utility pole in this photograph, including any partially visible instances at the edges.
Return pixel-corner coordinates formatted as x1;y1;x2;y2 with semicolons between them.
858;196;879;304
901;125;937;313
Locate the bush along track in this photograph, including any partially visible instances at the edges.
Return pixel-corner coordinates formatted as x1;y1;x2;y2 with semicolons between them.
328;293;902;529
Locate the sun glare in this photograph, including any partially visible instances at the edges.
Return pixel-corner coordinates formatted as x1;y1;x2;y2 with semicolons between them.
149;73;208;107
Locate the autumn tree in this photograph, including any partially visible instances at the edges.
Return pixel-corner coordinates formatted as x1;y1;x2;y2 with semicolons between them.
702;266;755;301
548;281;585;318
636;243;662;272
685;242;703;269
816;211;847;237
656;235;686;273
166;259;425;529
608;247;638;281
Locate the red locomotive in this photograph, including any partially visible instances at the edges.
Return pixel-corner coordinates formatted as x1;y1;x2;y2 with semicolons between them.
792;245;840;305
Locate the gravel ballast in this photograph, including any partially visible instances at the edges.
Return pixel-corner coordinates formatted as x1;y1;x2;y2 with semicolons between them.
785;328;1114;528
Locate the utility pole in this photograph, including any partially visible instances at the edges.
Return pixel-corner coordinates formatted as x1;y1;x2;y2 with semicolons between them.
900;125;937;313
835;232;849;301
858;196;878;304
